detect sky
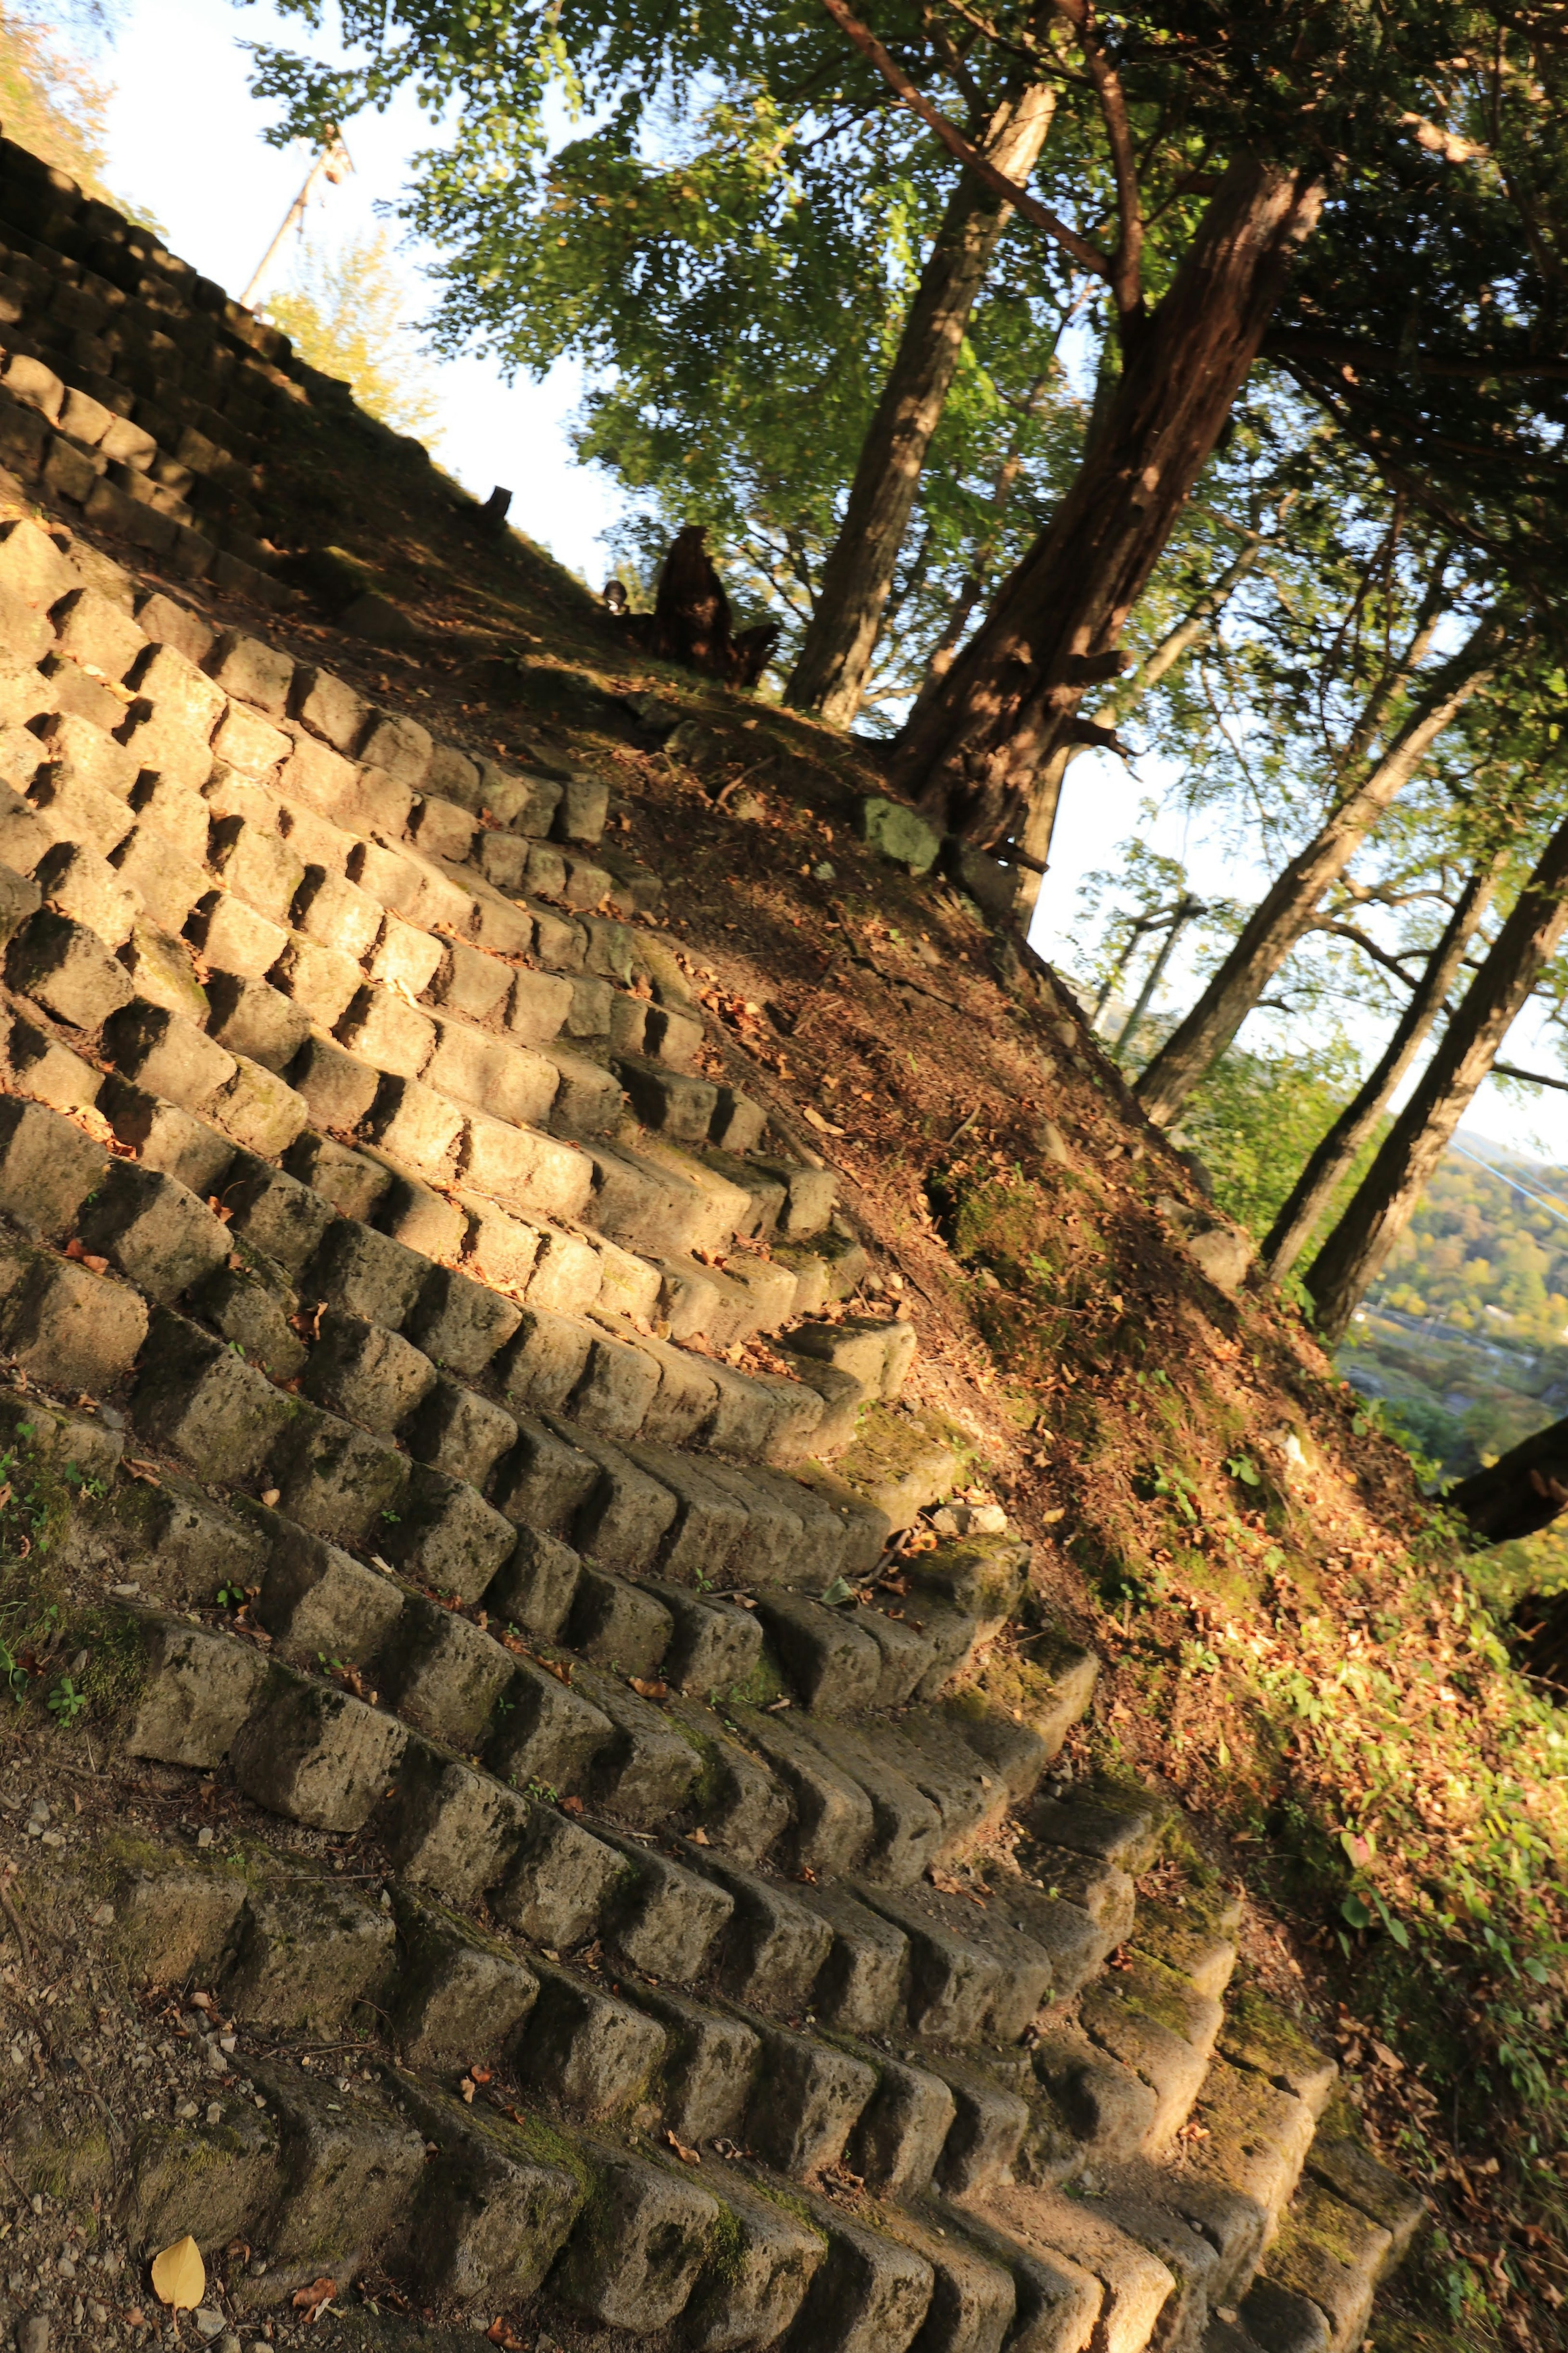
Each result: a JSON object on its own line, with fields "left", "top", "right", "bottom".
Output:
{"left": 94, "top": 0, "right": 1568, "bottom": 1170}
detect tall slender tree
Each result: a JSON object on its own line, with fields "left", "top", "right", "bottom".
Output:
{"left": 782, "top": 70, "right": 1059, "bottom": 724}
{"left": 1260, "top": 855, "right": 1505, "bottom": 1281}
{"left": 1307, "top": 806, "right": 1568, "bottom": 1342}
{"left": 1133, "top": 600, "right": 1509, "bottom": 1126}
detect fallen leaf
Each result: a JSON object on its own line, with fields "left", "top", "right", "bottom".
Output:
{"left": 630, "top": 1676, "right": 668, "bottom": 1700}
{"left": 665, "top": 2128, "right": 702, "bottom": 2165}
{"left": 471, "top": 2065, "right": 493, "bottom": 2084}
{"left": 260, "top": 1488, "right": 281, "bottom": 1508}
{"left": 292, "top": 2277, "right": 336, "bottom": 2321}
{"left": 689, "top": 1826, "right": 710, "bottom": 1846}
{"left": 543, "top": 1657, "right": 572, "bottom": 1684}
{"left": 460, "top": 2076, "right": 477, "bottom": 2103}
{"left": 150, "top": 2237, "right": 205, "bottom": 2311}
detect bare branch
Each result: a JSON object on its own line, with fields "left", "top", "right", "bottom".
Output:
{"left": 813, "top": 0, "right": 1111, "bottom": 280}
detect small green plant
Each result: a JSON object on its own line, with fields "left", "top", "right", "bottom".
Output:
{"left": 47, "top": 1677, "right": 88, "bottom": 1728}
{"left": 1225, "top": 1455, "right": 1261, "bottom": 1487}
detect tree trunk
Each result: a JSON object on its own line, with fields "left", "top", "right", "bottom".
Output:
{"left": 889, "top": 156, "right": 1323, "bottom": 844}
{"left": 1305, "top": 814, "right": 1568, "bottom": 1344}
{"left": 1260, "top": 858, "right": 1503, "bottom": 1282}
{"left": 783, "top": 81, "right": 1056, "bottom": 727}
{"left": 1132, "top": 609, "right": 1503, "bottom": 1128}
{"left": 1449, "top": 1418, "right": 1568, "bottom": 1547}
{"left": 1015, "top": 524, "right": 1270, "bottom": 913}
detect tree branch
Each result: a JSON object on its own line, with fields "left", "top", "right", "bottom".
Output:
{"left": 1312, "top": 919, "right": 1422, "bottom": 990}
{"left": 1050, "top": 0, "right": 1142, "bottom": 319}
{"left": 1267, "top": 327, "right": 1568, "bottom": 380}
{"left": 1493, "top": 1061, "right": 1568, "bottom": 1094}
{"left": 813, "top": 0, "right": 1111, "bottom": 280}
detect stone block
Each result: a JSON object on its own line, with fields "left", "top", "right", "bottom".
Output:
{"left": 746, "top": 2023, "right": 877, "bottom": 2178}
{"left": 210, "top": 1053, "right": 310, "bottom": 1155}
{"left": 375, "top": 1741, "right": 532, "bottom": 1907}
{"left": 484, "top": 1523, "right": 583, "bottom": 1639}
{"left": 552, "top": 2140, "right": 717, "bottom": 2332}
{"left": 693, "top": 1850, "right": 835, "bottom": 2009}
{"left": 229, "top": 1666, "right": 410, "bottom": 1831}
{"left": 404, "top": 1374, "right": 518, "bottom": 1490}
{"left": 121, "top": 2105, "right": 282, "bottom": 2262}
{"left": 560, "top": 1424, "right": 681, "bottom": 1571}
{"left": 485, "top": 1651, "right": 615, "bottom": 1797}
{"left": 196, "top": 1258, "right": 307, "bottom": 1381}
{"left": 311, "top": 1213, "right": 428, "bottom": 1325}
{"left": 516, "top": 1963, "right": 669, "bottom": 2121}
{"left": 222, "top": 1154, "right": 334, "bottom": 1274}
{"left": 125, "top": 638, "right": 226, "bottom": 738}
{"left": 379, "top": 1462, "right": 520, "bottom": 1604}
{"left": 253, "top": 1509, "right": 405, "bottom": 1658}
{"left": 845, "top": 2054, "right": 955, "bottom": 2199}
{"left": 80, "top": 1159, "right": 231, "bottom": 1301}
{"left": 409, "top": 790, "right": 475, "bottom": 861}
{"left": 385, "top": 1892, "right": 540, "bottom": 2067}
{"left": 356, "top": 706, "right": 432, "bottom": 786}
{"left": 290, "top": 664, "right": 368, "bottom": 753}
{"left": 363, "top": 1071, "right": 464, "bottom": 1180}
{"left": 7, "top": 904, "right": 134, "bottom": 1026}
{"left": 123, "top": 1611, "right": 268, "bottom": 1767}
{"left": 365, "top": 905, "right": 445, "bottom": 995}
{"left": 52, "top": 584, "right": 145, "bottom": 677}
{"left": 104, "top": 996, "right": 235, "bottom": 1109}
{"left": 205, "top": 968, "right": 312, "bottom": 1072}
{"left": 336, "top": 981, "right": 436, "bottom": 1077}
{"left": 109, "top": 819, "right": 209, "bottom": 932}
{"left": 288, "top": 1028, "right": 383, "bottom": 1124}
{"left": 566, "top": 1563, "right": 674, "bottom": 1679}
{"left": 210, "top": 701, "right": 290, "bottom": 776}
{"left": 684, "top": 2174, "right": 826, "bottom": 2352}
{"left": 205, "top": 626, "right": 293, "bottom": 713}
{"left": 396, "top": 2078, "right": 580, "bottom": 2306}
{"left": 269, "top": 1401, "right": 411, "bottom": 1543}
{"left": 784, "top": 2199, "right": 934, "bottom": 2353}
{"left": 130, "top": 1306, "right": 295, "bottom": 1474}
{"left": 293, "top": 860, "right": 382, "bottom": 957}
{"left": 755, "top": 1590, "right": 883, "bottom": 1714}
{"left": 0, "top": 1093, "right": 106, "bottom": 1239}
{"left": 490, "top": 1412, "right": 602, "bottom": 1535}
{"left": 248, "top": 2059, "right": 425, "bottom": 2270}
{"left": 302, "top": 1307, "right": 438, "bottom": 1433}
{"left": 222, "top": 1876, "right": 394, "bottom": 2030}
{"left": 0, "top": 1245, "right": 148, "bottom": 1391}
{"left": 191, "top": 888, "right": 290, "bottom": 980}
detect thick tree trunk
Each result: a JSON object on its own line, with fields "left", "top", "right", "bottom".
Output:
{"left": 783, "top": 81, "right": 1056, "bottom": 726}
{"left": 1260, "top": 859, "right": 1502, "bottom": 1281}
{"left": 1306, "top": 814, "right": 1568, "bottom": 1344}
{"left": 1450, "top": 1419, "right": 1568, "bottom": 1546}
{"left": 1133, "top": 610, "right": 1503, "bottom": 1128}
{"left": 888, "top": 156, "right": 1322, "bottom": 844}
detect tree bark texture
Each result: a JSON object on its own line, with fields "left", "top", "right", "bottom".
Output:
{"left": 783, "top": 81, "right": 1056, "bottom": 727}
{"left": 1260, "top": 859, "right": 1503, "bottom": 1281}
{"left": 1132, "top": 610, "right": 1503, "bottom": 1129}
{"left": 888, "top": 157, "right": 1322, "bottom": 845}
{"left": 1306, "top": 813, "right": 1568, "bottom": 1344}
{"left": 1450, "top": 1419, "right": 1568, "bottom": 1547}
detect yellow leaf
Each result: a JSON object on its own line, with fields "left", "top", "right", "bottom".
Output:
{"left": 151, "top": 2237, "right": 205, "bottom": 2311}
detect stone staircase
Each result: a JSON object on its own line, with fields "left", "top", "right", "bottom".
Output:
{"left": 0, "top": 133, "right": 1425, "bottom": 2353}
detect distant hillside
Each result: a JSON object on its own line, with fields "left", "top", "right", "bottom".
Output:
{"left": 1339, "top": 1137, "right": 1568, "bottom": 1479}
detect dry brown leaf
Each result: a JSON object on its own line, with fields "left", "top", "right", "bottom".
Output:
{"left": 629, "top": 1676, "right": 668, "bottom": 1700}
{"left": 150, "top": 2237, "right": 205, "bottom": 2311}
{"left": 292, "top": 2277, "right": 337, "bottom": 2322}
{"left": 665, "top": 2128, "right": 702, "bottom": 2165}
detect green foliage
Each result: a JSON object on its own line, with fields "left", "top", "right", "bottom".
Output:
{"left": 266, "top": 230, "right": 443, "bottom": 444}
{"left": 1173, "top": 1031, "right": 1377, "bottom": 1245}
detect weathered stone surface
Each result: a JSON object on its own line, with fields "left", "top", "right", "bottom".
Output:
{"left": 229, "top": 1669, "right": 409, "bottom": 1832}
{"left": 550, "top": 2140, "right": 717, "bottom": 2330}
{"left": 222, "top": 1876, "right": 395, "bottom": 2031}
{"left": 123, "top": 1613, "right": 268, "bottom": 1768}
{"left": 393, "top": 2077, "right": 581, "bottom": 2305}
